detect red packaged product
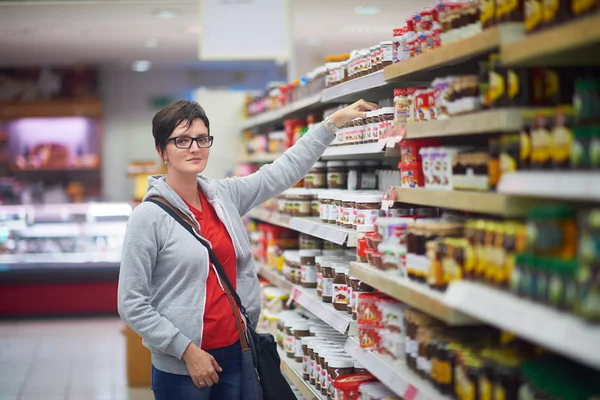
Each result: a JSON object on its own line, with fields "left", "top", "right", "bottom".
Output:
{"left": 399, "top": 161, "right": 425, "bottom": 188}
{"left": 415, "top": 89, "right": 436, "bottom": 121}
{"left": 400, "top": 139, "right": 441, "bottom": 164}
{"left": 332, "top": 374, "right": 378, "bottom": 400}
{"left": 357, "top": 325, "right": 380, "bottom": 350}
{"left": 357, "top": 292, "right": 385, "bottom": 326}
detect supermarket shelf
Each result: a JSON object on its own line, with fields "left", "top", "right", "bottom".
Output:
{"left": 240, "top": 93, "right": 322, "bottom": 131}
{"left": 394, "top": 187, "right": 557, "bottom": 217}
{"left": 321, "top": 70, "right": 387, "bottom": 103}
{"left": 502, "top": 12, "right": 600, "bottom": 66}
{"left": 384, "top": 23, "right": 524, "bottom": 82}
{"left": 290, "top": 286, "right": 355, "bottom": 335}
{"left": 278, "top": 347, "right": 325, "bottom": 400}
{"left": 344, "top": 337, "right": 450, "bottom": 400}
{"left": 247, "top": 208, "right": 292, "bottom": 230}
{"left": 321, "top": 142, "right": 386, "bottom": 160}
{"left": 289, "top": 217, "right": 357, "bottom": 247}
{"left": 497, "top": 171, "right": 600, "bottom": 202}
{"left": 256, "top": 263, "right": 293, "bottom": 292}
{"left": 445, "top": 281, "right": 600, "bottom": 371}
{"left": 349, "top": 261, "right": 478, "bottom": 325}
{"left": 240, "top": 109, "right": 284, "bottom": 131}
{"left": 405, "top": 108, "right": 530, "bottom": 139}
{"left": 241, "top": 152, "right": 282, "bottom": 164}
{"left": 248, "top": 209, "right": 358, "bottom": 247}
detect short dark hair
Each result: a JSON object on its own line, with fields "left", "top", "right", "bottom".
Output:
{"left": 152, "top": 100, "right": 210, "bottom": 154}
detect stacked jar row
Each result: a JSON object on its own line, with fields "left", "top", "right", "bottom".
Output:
{"left": 275, "top": 310, "right": 370, "bottom": 399}
{"left": 318, "top": 191, "right": 384, "bottom": 230}
{"left": 304, "top": 160, "right": 381, "bottom": 191}
{"left": 330, "top": 108, "right": 395, "bottom": 146}
{"left": 282, "top": 252, "right": 374, "bottom": 321}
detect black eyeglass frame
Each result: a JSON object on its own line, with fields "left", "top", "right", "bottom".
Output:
{"left": 165, "top": 135, "right": 215, "bottom": 149}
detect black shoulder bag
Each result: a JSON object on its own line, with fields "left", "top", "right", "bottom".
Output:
{"left": 147, "top": 197, "right": 296, "bottom": 400}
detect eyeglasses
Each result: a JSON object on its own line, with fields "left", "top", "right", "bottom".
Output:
{"left": 166, "top": 135, "right": 214, "bottom": 149}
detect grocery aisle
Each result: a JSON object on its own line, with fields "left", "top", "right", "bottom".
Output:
{"left": 0, "top": 318, "right": 152, "bottom": 400}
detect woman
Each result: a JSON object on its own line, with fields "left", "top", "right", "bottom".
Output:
{"left": 118, "top": 99, "right": 378, "bottom": 400}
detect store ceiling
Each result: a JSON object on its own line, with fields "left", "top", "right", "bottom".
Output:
{"left": 0, "top": 0, "right": 428, "bottom": 70}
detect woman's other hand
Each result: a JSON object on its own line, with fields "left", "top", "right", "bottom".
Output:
{"left": 329, "top": 99, "right": 380, "bottom": 128}
{"left": 182, "top": 343, "right": 223, "bottom": 388}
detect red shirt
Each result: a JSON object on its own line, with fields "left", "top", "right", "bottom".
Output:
{"left": 184, "top": 190, "right": 241, "bottom": 350}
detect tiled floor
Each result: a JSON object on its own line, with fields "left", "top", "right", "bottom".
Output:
{"left": 0, "top": 317, "right": 153, "bottom": 400}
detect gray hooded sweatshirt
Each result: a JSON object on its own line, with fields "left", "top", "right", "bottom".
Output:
{"left": 117, "top": 123, "right": 334, "bottom": 375}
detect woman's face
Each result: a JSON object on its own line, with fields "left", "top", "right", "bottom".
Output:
{"left": 160, "top": 118, "right": 211, "bottom": 176}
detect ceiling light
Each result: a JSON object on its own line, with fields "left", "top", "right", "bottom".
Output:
{"left": 154, "top": 9, "right": 180, "bottom": 19}
{"left": 131, "top": 60, "right": 151, "bottom": 72}
{"left": 354, "top": 6, "right": 381, "bottom": 15}
{"left": 145, "top": 38, "right": 159, "bottom": 48}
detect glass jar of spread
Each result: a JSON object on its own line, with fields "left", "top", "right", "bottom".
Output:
{"left": 286, "top": 188, "right": 312, "bottom": 217}
{"left": 301, "top": 337, "right": 322, "bottom": 381}
{"left": 350, "top": 276, "right": 375, "bottom": 320}
{"left": 327, "top": 161, "right": 348, "bottom": 189}
{"left": 307, "top": 341, "right": 329, "bottom": 385}
{"left": 380, "top": 41, "right": 393, "bottom": 68}
{"left": 318, "top": 191, "right": 335, "bottom": 224}
{"left": 321, "top": 260, "right": 336, "bottom": 303}
{"left": 305, "top": 161, "right": 327, "bottom": 189}
{"left": 342, "top": 196, "right": 356, "bottom": 229}
{"left": 327, "top": 357, "right": 354, "bottom": 398}
{"left": 300, "top": 249, "right": 322, "bottom": 288}
{"left": 293, "top": 323, "right": 311, "bottom": 363}
{"left": 313, "top": 345, "right": 338, "bottom": 389}
{"left": 319, "top": 349, "right": 346, "bottom": 393}
{"left": 288, "top": 251, "right": 301, "bottom": 284}
{"left": 379, "top": 107, "right": 395, "bottom": 140}
{"left": 335, "top": 191, "right": 345, "bottom": 226}
{"left": 355, "top": 194, "right": 383, "bottom": 227}
{"left": 332, "top": 266, "right": 350, "bottom": 311}
{"left": 354, "top": 117, "right": 366, "bottom": 144}
{"left": 284, "top": 319, "right": 301, "bottom": 358}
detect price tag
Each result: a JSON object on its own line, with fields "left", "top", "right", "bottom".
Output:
{"left": 403, "top": 385, "right": 417, "bottom": 400}
{"left": 381, "top": 186, "right": 397, "bottom": 211}
{"left": 286, "top": 286, "right": 301, "bottom": 308}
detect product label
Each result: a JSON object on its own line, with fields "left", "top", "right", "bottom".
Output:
{"left": 360, "top": 173, "right": 378, "bottom": 190}
{"left": 302, "top": 355, "right": 310, "bottom": 375}
{"left": 531, "top": 126, "right": 552, "bottom": 164}
{"left": 319, "top": 203, "right": 327, "bottom": 220}
{"left": 328, "top": 203, "right": 337, "bottom": 221}
{"left": 572, "top": 0, "right": 595, "bottom": 15}
{"left": 309, "top": 359, "right": 316, "bottom": 380}
{"left": 489, "top": 71, "right": 505, "bottom": 104}
{"left": 295, "top": 339, "right": 303, "bottom": 358}
{"left": 316, "top": 271, "right": 323, "bottom": 293}
{"left": 356, "top": 208, "right": 382, "bottom": 226}
{"left": 332, "top": 283, "right": 349, "bottom": 305}
{"left": 284, "top": 334, "right": 294, "bottom": 353}
{"left": 525, "top": 0, "right": 543, "bottom": 31}
{"left": 383, "top": 45, "right": 393, "bottom": 62}
{"left": 336, "top": 204, "right": 343, "bottom": 224}
{"left": 342, "top": 206, "right": 352, "bottom": 225}
{"left": 305, "top": 172, "right": 326, "bottom": 188}
{"left": 301, "top": 264, "right": 317, "bottom": 284}
{"left": 481, "top": 0, "right": 496, "bottom": 24}
{"left": 322, "top": 277, "right": 334, "bottom": 298}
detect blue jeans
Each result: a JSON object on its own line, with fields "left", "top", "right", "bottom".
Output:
{"left": 152, "top": 341, "right": 243, "bottom": 400}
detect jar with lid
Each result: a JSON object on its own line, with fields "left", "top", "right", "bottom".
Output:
{"left": 327, "top": 357, "right": 354, "bottom": 398}
{"left": 341, "top": 194, "right": 356, "bottom": 229}
{"left": 305, "top": 161, "right": 328, "bottom": 189}
{"left": 332, "top": 266, "right": 350, "bottom": 311}
{"left": 300, "top": 249, "right": 322, "bottom": 288}
{"left": 318, "top": 191, "right": 335, "bottom": 223}
{"left": 327, "top": 161, "right": 348, "bottom": 189}
{"left": 334, "top": 191, "right": 344, "bottom": 226}
{"left": 346, "top": 161, "right": 363, "bottom": 191}
{"left": 354, "top": 117, "right": 366, "bottom": 144}
{"left": 318, "top": 349, "right": 346, "bottom": 393}
{"left": 364, "top": 111, "right": 375, "bottom": 143}
{"left": 380, "top": 41, "right": 394, "bottom": 68}
{"left": 289, "top": 251, "right": 302, "bottom": 284}
{"left": 355, "top": 193, "right": 383, "bottom": 227}
{"left": 301, "top": 337, "right": 322, "bottom": 381}
{"left": 292, "top": 323, "right": 311, "bottom": 363}
{"left": 310, "top": 190, "right": 321, "bottom": 217}
{"left": 350, "top": 276, "right": 375, "bottom": 320}
{"left": 379, "top": 107, "right": 395, "bottom": 140}
{"left": 286, "top": 188, "right": 313, "bottom": 217}
{"left": 284, "top": 319, "right": 301, "bottom": 358}
{"left": 321, "top": 259, "right": 336, "bottom": 303}
{"left": 313, "top": 345, "right": 339, "bottom": 389}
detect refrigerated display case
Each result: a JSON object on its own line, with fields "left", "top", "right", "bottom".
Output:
{"left": 0, "top": 202, "right": 131, "bottom": 317}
